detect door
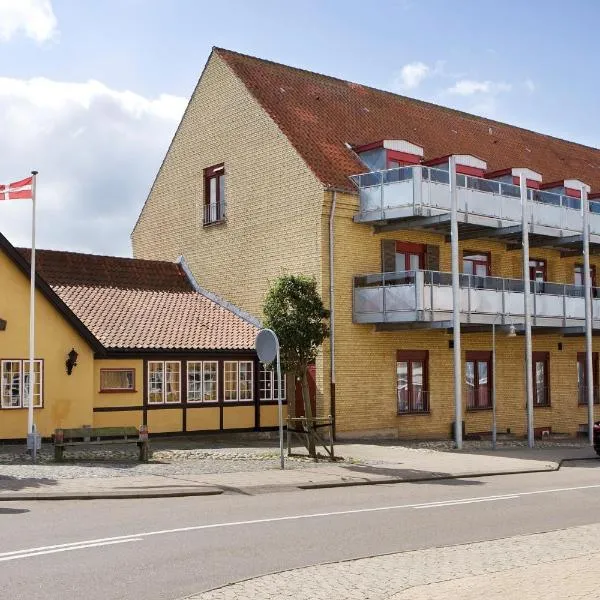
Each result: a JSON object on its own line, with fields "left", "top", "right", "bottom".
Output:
{"left": 529, "top": 258, "right": 547, "bottom": 293}
{"left": 394, "top": 242, "right": 425, "bottom": 284}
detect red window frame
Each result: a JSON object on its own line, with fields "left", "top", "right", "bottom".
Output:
{"left": 395, "top": 241, "right": 426, "bottom": 271}
{"left": 532, "top": 352, "right": 550, "bottom": 407}
{"left": 577, "top": 352, "right": 599, "bottom": 405}
{"left": 396, "top": 350, "right": 429, "bottom": 414}
{"left": 465, "top": 351, "right": 492, "bottom": 410}
{"left": 574, "top": 264, "right": 597, "bottom": 287}
{"left": 203, "top": 163, "right": 225, "bottom": 225}
{"left": 463, "top": 251, "right": 491, "bottom": 277}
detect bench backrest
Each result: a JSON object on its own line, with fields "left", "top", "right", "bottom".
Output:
{"left": 56, "top": 426, "right": 140, "bottom": 441}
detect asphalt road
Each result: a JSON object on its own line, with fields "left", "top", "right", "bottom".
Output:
{"left": 1, "top": 461, "right": 600, "bottom": 600}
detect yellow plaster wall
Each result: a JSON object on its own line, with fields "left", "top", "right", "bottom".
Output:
{"left": 186, "top": 407, "right": 220, "bottom": 431}
{"left": 93, "top": 410, "right": 143, "bottom": 429}
{"left": 222, "top": 405, "right": 255, "bottom": 429}
{"left": 93, "top": 359, "right": 144, "bottom": 408}
{"left": 259, "top": 404, "right": 288, "bottom": 428}
{"left": 147, "top": 409, "right": 183, "bottom": 434}
{"left": 0, "top": 251, "right": 95, "bottom": 438}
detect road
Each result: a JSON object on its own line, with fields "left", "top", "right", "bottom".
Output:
{"left": 1, "top": 461, "right": 600, "bottom": 600}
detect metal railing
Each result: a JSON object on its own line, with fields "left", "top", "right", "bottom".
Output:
{"left": 353, "top": 269, "right": 600, "bottom": 325}
{"left": 351, "top": 165, "right": 600, "bottom": 226}
{"left": 203, "top": 202, "right": 226, "bottom": 225}
{"left": 397, "top": 389, "right": 429, "bottom": 414}
{"left": 466, "top": 387, "right": 492, "bottom": 410}
{"left": 578, "top": 386, "right": 600, "bottom": 405}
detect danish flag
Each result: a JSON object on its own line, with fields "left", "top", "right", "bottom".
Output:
{"left": 0, "top": 176, "right": 33, "bottom": 201}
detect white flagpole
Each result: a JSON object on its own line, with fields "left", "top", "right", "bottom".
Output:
{"left": 27, "top": 171, "right": 38, "bottom": 460}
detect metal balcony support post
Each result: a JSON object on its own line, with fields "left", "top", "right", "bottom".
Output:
{"left": 450, "top": 156, "right": 463, "bottom": 449}
{"left": 492, "top": 320, "right": 497, "bottom": 450}
{"left": 379, "top": 171, "right": 384, "bottom": 218}
{"left": 519, "top": 172, "right": 534, "bottom": 448}
{"left": 382, "top": 271, "right": 387, "bottom": 322}
{"left": 582, "top": 184, "right": 595, "bottom": 445}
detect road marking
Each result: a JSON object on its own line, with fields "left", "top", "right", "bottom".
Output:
{"left": 3, "top": 482, "right": 600, "bottom": 562}
{"left": 0, "top": 538, "right": 141, "bottom": 562}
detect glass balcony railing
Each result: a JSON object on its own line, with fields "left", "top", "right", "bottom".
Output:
{"left": 353, "top": 269, "right": 600, "bottom": 327}
{"left": 351, "top": 166, "right": 600, "bottom": 232}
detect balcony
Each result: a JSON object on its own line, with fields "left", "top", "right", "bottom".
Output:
{"left": 353, "top": 270, "right": 600, "bottom": 329}
{"left": 351, "top": 166, "right": 600, "bottom": 243}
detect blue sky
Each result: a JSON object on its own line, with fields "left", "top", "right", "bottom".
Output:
{"left": 1, "top": 0, "right": 599, "bottom": 255}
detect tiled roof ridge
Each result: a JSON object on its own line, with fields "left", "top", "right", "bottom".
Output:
{"left": 214, "top": 47, "right": 600, "bottom": 156}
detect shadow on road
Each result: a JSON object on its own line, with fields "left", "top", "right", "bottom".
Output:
{"left": 341, "top": 464, "right": 483, "bottom": 485}
{"left": 0, "top": 507, "right": 30, "bottom": 515}
{"left": 0, "top": 475, "right": 58, "bottom": 492}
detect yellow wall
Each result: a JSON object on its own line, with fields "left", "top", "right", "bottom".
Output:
{"left": 186, "top": 407, "right": 220, "bottom": 431}
{"left": 148, "top": 409, "right": 183, "bottom": 434}
{"left": 132, "top": 52, "right": 324, "bottom": 318}
{"left": 223, "top": 405, "right": 255, "bottom": 429}
{"left": 259, "top": 404, "right": 288, "bottom": 428}
{"left": 93, "top": 410, "right": 143, "bottom": 429}
{"left": 320, "top": 190, "right": 599, "bottom": 438}
{"left": 93, "top": 359, "right": 144, "bottom": 408}
{"left": 0, "top": 251, "right": 95, "bottom": 438}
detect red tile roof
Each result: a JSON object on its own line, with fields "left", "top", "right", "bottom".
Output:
{"left": 16, "top": 248, "right": 258, "bottom": 351}
{"left": 215, "top": 48, "right": 600, "bottom": 192}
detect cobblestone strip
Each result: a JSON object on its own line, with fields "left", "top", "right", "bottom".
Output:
{"left": 188, "top": 523, "right": 600, "bottom": 600}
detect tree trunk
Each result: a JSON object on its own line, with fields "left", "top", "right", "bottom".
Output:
{"left": 301, "top": 369, "right": 316, "bottom": 458}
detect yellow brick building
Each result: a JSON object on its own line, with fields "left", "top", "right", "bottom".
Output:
{"left": 132, "top": 48, "right": 600, "bottom": 440}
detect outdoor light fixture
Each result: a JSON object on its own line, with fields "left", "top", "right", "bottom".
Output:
{"left": 0, "top": 318, "right": 6, "bottom": 331}
{"left": 507, "top": 324, "right": 517, "bottom": 338}
{"left": 65, "top": 348, "right": 78, "bottom": 375}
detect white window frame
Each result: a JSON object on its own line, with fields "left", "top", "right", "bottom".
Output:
{"left": 224, "top": 360, "right": 254, "bottom": 403}
{"left": 259, "top": 364, "right": 286, "bottom": 402}
{"left": 186, "top": 361, "right": 219, "bottom": 403}
{"left": 147, "top": 361, "right": 181, "bottom": 405}
{"left": 1, "top": 359, "right": 43, "bottom": 409}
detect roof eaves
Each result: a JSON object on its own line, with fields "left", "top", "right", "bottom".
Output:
{"left": 0, "top": 233, "right": 105, "bottom": 354}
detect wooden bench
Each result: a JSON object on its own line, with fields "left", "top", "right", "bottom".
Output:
{"left": 53, "top": 426, "right": 149, "bottom": 462}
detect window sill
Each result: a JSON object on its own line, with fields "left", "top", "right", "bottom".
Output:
{"left": 223, "top": 400, "right": 255, "bottom": 406}
{"left": 466, "top": 406, "right": 493, "bottom": 412}
{"left": 398, "top": 410, "right": 430, "bottom": 416}
{"left": 203, "top": 218, "right": 227, "bottom": 228}
{"left": 533, "top": 404, "right": 551, "bottom": 409}
{"left": 0, "top": 406, "right": 43, "bottom": 410}
{"left": 99, "top": 389, "right": 137, "bottom": 394}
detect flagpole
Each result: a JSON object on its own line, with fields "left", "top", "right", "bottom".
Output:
{"left": 27, "top": 170, "right": 38, "bottom": 461}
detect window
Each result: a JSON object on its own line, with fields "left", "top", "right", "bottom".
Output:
{"left": 466, "top": 352, "right": 492, "bottom": 409}
{"left": 395, "top": 241, "right": 425, "bottom": 273}
{"left": 578, "top": 352, "right": 599, "bottom": 405}
{"left": 532, "top": 352, "right": 550, "bottom": 407}
{"left": 148, "top": 361, "right": 181, "bottom": 404}
{"left": 463, "top": 252, "right": 491, "bottom": 277}
{"left": 529, "top": 259, "right": 546, "bottom": 282}
{"left": 259, "top": 363, "right": 286, "bottom": 402}
{"left": 187, "top": 361, "right": 218, "bottom": 403}
{"left": 224, "top": 361, "right": 254, "bottom": 402}
{"left": 100, "top": 369, "right": 135, "bottom": 392}
{"left": 203, "top": 163, "right": 225, "bottom": 225}
{"left": 1, "top": 360, "right": 42, "bottom": 408}
{"left": 396, "top": 350, "right": 428, "bottom": 414}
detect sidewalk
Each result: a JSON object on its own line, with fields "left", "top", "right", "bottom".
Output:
{"left": 0, "top": 441, "right": 596, "bottom": 500}
{"left": 188, "top": 522, "right": 600, "bottom": 599}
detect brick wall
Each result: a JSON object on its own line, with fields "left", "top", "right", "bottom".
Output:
{"left": 132, "top": 52, "right": 324, "bottom": 318}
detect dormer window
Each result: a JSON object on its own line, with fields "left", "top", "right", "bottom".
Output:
{"left": 355, "top": 140, "right": 423, "bottom": 171}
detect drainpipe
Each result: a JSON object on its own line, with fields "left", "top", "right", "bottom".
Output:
{"left": 328, "top": 189, "right": 337, "bottom": 439}
{"left": 582, "top": 184, "right": 594, "bottom": 446}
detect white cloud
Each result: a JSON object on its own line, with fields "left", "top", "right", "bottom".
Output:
{"left": 0, "top": 77, "right": 187, "bottom": 256}
{"left": 0, "top": 0, "right": 58, "bottom": 43}
{"left": 446, "top": 79, "right": 512, "bottom": 96}
{"left": 394, "top": 61, "right": 430, "bottom": 90}
{"left": 524, "top": 79, "right": 536, "bottom": 93}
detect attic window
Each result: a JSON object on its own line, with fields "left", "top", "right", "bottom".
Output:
{"left": 203, "top": 164, "right": 226, "bottom": 226}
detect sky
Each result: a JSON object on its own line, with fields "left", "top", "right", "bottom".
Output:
{"left": 1, "top": 0, "right": 600, "bottom": 256}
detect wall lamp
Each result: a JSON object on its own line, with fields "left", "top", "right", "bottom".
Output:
{"left": 65, "top": 348, "right": 78, "bottom": 375}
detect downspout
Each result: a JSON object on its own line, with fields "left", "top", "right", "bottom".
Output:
{"left": 329, "top": 189, "right": 337, "bottom": 440}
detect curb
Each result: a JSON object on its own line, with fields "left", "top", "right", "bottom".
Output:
{"left": 0, "top": 456, "right": 596, "bottom": 501}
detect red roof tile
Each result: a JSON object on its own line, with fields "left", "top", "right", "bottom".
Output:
{"left": 16, "top": 248, "right": 258, "bottom": 351}
{"left": 216, "top": 48, "right": 600, "bottom": 192}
